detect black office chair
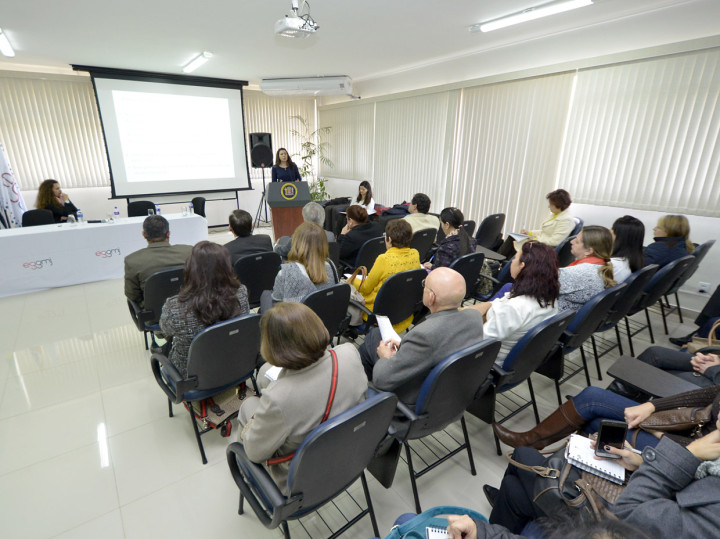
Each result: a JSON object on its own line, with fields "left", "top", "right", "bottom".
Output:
{"left": 467, "top": 311, "right": 575, "bottom": 454}
{"left": 353, "top": 268, "right": 426, "bottom": 330}
{"left": 21, "top": 209, "right": 54, "bottom": 227}
{"left": 302, "top": 283, "right": 351, "bottom": 345}
{"left": 449, "top": 251, "right": 486, "bottom": 301}
{"left": 436, "top": 219, "right": 476, "bottom": 243}
{"left": 127, "top": 200, "right": 156, "bottom": 217}
{"left": 233, "top": 252, "right": 282, "bottom": 308}
{"left": 327, "top": 241, "right": 340, "bottom": 269}
{"left": 475, "top": 213, "right": 505, "bottom": 250}
{"left": 622, "top": 256, "right": 695, "bottom": 353}
{"left": 226, "top": 392, "right": 399, "bottom": 539}
{"left": 191, "top": 197, "right": 206, "bottom": 217}
{"left": 151, "top": 313, "right": 262, "bottom": 464}
{"left": 555, "top": 235, "right": 576, "bottom": 268}
{"left": 127, "top": 266, "right": 184, "bottom": 349}
{"left": 392, "top": 339, "right": 501, "bottom": 512}
{"left": 536, "top": 283, "right": 627, "bottom": 404}
{"left": 570, "top": 217, "right": 584, "bottom": 237}
{"left": 410, "top": 227, "right": 437, "bottom": 262}
{"left": 350, "top": 236, "right": 386, "bottom": 272}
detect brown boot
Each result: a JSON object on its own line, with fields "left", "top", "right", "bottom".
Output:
{"left": 492, "top": 399, "right": 586, "bottom": 449}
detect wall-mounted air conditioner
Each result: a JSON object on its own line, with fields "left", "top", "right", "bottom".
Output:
{"left": 259, "top": 76, "right": 353, "bottom": 97}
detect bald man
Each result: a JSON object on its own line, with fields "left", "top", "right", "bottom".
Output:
{"left": 359, "top": 267, "right": 485, "bottom": 406}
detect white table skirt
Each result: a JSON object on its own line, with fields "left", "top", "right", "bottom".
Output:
{"left": 0, "top": 213, "right": 208, "bottom": 297}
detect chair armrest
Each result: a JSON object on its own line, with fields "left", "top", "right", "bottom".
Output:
{"left": 491, "top": 365, "right": 511, "bottom": 378}
{"left": 226, "top": 442, "right": 290, "bottom": 529}
{"left": 349, "top": 298, "right": 372, "bottom": 315}
{"left": 150, "top": 352, "right": 184, "bottom": 404}
{"left": 606, "top": 356, "right": 700, "bottom": 398}
{"left": 395, "top": 400, "right": 419, "bottom": 422}
{"left": 477, "top": 273, "right": 500, "bottom": 286}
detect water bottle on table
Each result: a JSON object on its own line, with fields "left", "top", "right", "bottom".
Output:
{"left": 155, "top": 205, "right": 161, "bottom": 216}
{"left": 76, "top": 209, "right": 84, "bottom": 224}
{"left": 113, "top": 206, "right": 120, "bottom": 222}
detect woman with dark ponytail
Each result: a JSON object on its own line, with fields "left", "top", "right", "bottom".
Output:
{"left": 423, "top": 207, "right": 476, "bottom": 269}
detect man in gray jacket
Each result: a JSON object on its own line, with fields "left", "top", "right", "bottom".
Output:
{"left": 359, "top": 267, "right": 484, "bottom": 406}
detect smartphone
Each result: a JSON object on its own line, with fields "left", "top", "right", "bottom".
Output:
{"left": 595, "top": 420, "right": 628, "bottom": 459}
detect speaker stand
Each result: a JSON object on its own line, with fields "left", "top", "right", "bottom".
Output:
{"left": 254, "top": 167, "right": 270, "bottom": 228}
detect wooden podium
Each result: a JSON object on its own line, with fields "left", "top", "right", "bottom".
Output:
{"left": 267, "top": 181, "right": 312, "bottom": 239}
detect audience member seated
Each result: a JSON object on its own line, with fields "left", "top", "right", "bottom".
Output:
{"left": 124, "top": 215, "right": 194, "bottom": 306}
{"left": 224, "top": 209, "right": 273, "bottom": 263}
{"left": 486, "top": 408, "right": 720, "bottom": 536}
{"left": 355, "top": 219, "right": 421, "bottom": 333}
{"left": 274, "top": 202, "right": 336, "bottom": 258}
{"left": 237, "top": 302, "right": 367, "bottom": 494}
{"left": 329, "top": 181, "right": 377, "bottom": 237}
{"left": 558, "top": 226, "right": 616, "bottom": 312}
{"left": 264, "top": 222, "right": 339, "bottom": 310}
{"left": 423, "top": 207, "right": 476, "bottom": 270}
{"left": 628, "top": 346, "right": 720, "bottom": 390}
{"left": 271, "top": 147, "right": 302, "bottom": 182}
{"left": 35, "top": 178, "right": 77, "bottom": 223}
{"left": 352, "top": 180, "right": 375, "bottom": 215}
{"left": 338, "top": 205, "right": 383, "bottom": 267}
{"left": 359, "top": 267, "right": 483, "bottom": 408}
{"left": 403, "top": 192, "right": 440, "bottom": 238}
{"left": 610, "top": 215, "right": 645, "bottom": 282}
{"left": 159, "top": 241, "right": 249, "bottom": 377}
{"left": 466, "top": 242, "right": 559, "bottom": 366}
{"left": 670, "top": 286, "right": 720, "bottom": 347}
{"left": 644, "top": 214, "right": 695, "bottom": 267}
{"left": 498, "top": 189, "right": 574, "bottom": 257}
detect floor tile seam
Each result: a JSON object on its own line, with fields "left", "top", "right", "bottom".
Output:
{"left": 98, "top": 379, "right": 127, "bottom": 538}
{"left": 47, "top": 508, "right": 122, "bottom": 539}
{"left": 0, "top": 385, "right": 104, "bottom": 422}
{"left": 0, "top": 438, "right": 102, "bottom": 479}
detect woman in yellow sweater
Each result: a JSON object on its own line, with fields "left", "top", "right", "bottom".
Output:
{"left": 357, "top": 219, "right": 420, "bottom": 332}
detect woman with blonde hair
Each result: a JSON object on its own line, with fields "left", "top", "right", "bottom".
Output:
{"left": 268, "top": 222, "right": 339, "bottom": 307}
{"left": 35, "top": 179, "right": 77, "bottom": 223}
{"left": 644, "top": 214, "right": 695, "bottom": 267}
{"left": 558, "top": 225, "right": 616, "bottom": 312}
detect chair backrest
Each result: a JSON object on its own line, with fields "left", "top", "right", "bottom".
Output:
{"left": 408, "top": 339, "right": 501, "bottom": 438}
{"left": 630, "top": 255, "right": 695, "bottom": 314}
{"left": 354, "top": 236, "right": 386, "bottom": 271}
{"left": 499, "top": 311, "right": 575, "bottom": 390}
{"left": 556, "top": 235, "right": 576, "bottom": 268}
{"left": 142, "top": 266, "right": 185, "bottom": 322}
{"left": 185, "top": 313, "right": 261, "bottom": 391}
{"left": 21, "top": 209, "right": 54, "bottom": 227}
{"left": 127, "top": 200, "right": 156, "bottom": 217}
{"left": 233, "top": 252, "right": 282, "bottom": 306}
{"left": 372, "top": 268, "right": 426, "bottom": 325}
{"left": 600, "top": 265, "right": 659, "bottom": 328}
{"left": 409, "top": 227, "right": 436, "bottom": 261}
{"left": 191, "top": 197, "right": 206, "bottom": 217}
{"left": 570, "top": 217, "right": 584, "bottom": 237}
{"left": 327, "top": 241, "right": 340, "bottom": 269}
{"left": 286, "top": 392, "right": 398, "bottom": 510}
{"left": 461, "top": 220, "right": 477, "bottom": 238}
{"left": 563, "top": 283, "right": 627, "bottom": 352}
{"left": 475, "top": 213, "right": 505, "bottom": 248}
{"left": 302, "top": 283, "right": 351, "bottom": 338}
{"left": 449, "top": 251, "right": 486, "bottom": 299}
{"left": 669, "top": 239, "right": 715, "bottom": 293}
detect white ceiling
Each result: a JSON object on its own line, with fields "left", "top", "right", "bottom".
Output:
{"left": 1, "top": 0, "right": 719, "bottom": 98}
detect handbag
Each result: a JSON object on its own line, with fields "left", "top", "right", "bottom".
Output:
{"left": 687, "top": 319, "right": 720, "bottom": 353}
{"left": 639, "top": 403, "right": 713, "bottom": 436}
{"left": 383, "top": 505, "right": 488, "bottom": 539}
{"left": 507, "top": 444, "right": 623, "bottom": 521}
{"left": 346, "top": 266, "right": 368, "bottom": 326}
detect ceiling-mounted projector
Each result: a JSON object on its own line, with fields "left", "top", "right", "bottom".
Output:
{"left": 260, "top": 76, "right": 353, "bottom": 97}
{"left": 275, "top": 0, "right": 318, "bottom": 38}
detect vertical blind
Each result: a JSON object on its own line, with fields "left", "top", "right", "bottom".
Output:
{"left": 318, "top": 102, "right": 375, "bottom": 181}
{"left": 0, "top": 73, "right": 109, "bottom": 190}
{"left": 558, "top": 48, "right": 720, "bottom": 216}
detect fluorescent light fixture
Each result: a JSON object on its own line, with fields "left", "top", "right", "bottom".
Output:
{"left": 470, "top": 0, "right": 593, "bottom": 33}
{"left": 182, "top": 51, "right": 212, "bottom": 73}
{"left": 0, "top": 28, "right": 15, "bottom": 57}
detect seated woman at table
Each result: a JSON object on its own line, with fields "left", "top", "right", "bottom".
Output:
{"left": 338, "top": 205, "right": 383, "bottom": 267}
{"left": 271, "top": 147, "right": 302, "bottom": 182}
{"left": 356, "top": 218, "right": 420, "bottom": 333}
{"left": 466, "top": 241, "right": 559, "bottom": 366}
{"left": 610, "top": 215, "right": 645, "bottom": 282}
{"left": 237, "top": 302, "right": 367, "bottom": 494}
{"left": 159, "top": 241, "right": 249, "bottom": 377}
{"left": 35, "top": 179, "right": 77, "bottom": 223}
{"left": 558, "top": 226, "right": 616, "bottom": 312}
{"left": 644, "top": 214, "right": 695, "bottom": 268}
{"left": 423, "top": 207, "right": 476, "bottom": 270}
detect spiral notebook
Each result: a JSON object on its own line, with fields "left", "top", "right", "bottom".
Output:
{"left": 426, "top": 527, "right": 449, "bottom": 539}
{"left": 565, "top": 434, "right": 625, "bottom": 485}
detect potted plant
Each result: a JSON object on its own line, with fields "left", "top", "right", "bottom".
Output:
{"left": 289, "top": 115, "right": 333, "bottom": 201}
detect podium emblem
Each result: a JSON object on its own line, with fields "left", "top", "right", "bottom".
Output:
{"left": 280, "top": 183, "right": 298, "bottom": 200}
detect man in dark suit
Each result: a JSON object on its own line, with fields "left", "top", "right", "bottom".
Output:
{"left": 123, "top": 215, "right": 193, "bottom": 306}
{"left": 358, "top": 267, "right": 484, "bottom": 406}
{"left": 224, "top": 209, "right": 273, "bottom": 263}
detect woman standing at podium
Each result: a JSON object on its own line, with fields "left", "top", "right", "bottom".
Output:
{"left": 271, "top": 148, "right": 302, "bottom": 182}
{"left": 36, "top": 179, "right": 77, "bottom": 223}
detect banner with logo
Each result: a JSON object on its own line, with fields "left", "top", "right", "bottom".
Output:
{"left": 0, "top": 143, "right": 27, "bottom": 228}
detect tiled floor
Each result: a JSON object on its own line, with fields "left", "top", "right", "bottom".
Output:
{"left": 0, "top": 233, "right": 695, "bottom": 538}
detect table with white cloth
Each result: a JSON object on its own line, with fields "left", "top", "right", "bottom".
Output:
{"left": 0, "top": 213, "right": 208, "bottom": 298}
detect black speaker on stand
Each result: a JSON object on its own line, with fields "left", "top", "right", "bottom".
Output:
{"left": 250, "top": 133, "right": 273, "bottom": 228}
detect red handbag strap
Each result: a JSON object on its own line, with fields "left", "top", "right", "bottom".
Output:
{"left": 266, "top": 350, "right": 339, "bottom": 466}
